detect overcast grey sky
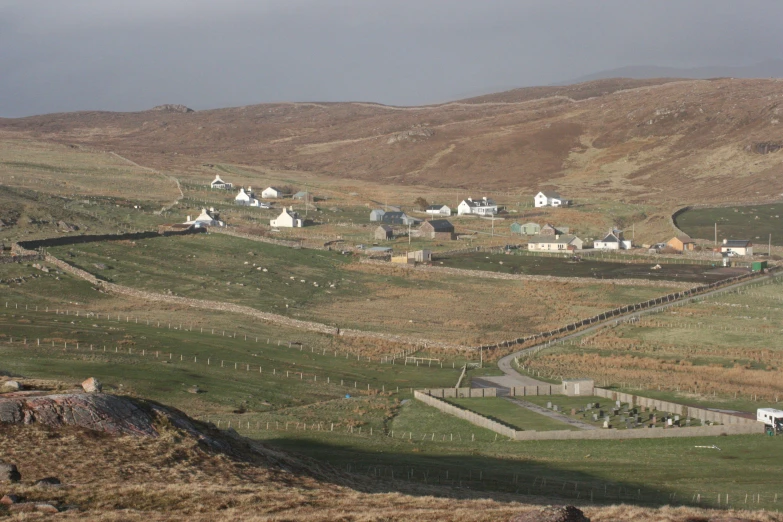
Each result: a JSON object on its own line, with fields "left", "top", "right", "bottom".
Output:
{"left": 2, "top": 0, "right": 782, "bottom": 117}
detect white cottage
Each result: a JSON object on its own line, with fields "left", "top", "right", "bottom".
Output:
{"left": 270, "top": 207, "right": 303, "bottom": 228}
{"left": 721, "top": 239, "right": 753, "bottom": 256}
{"left": 534, "top": 191, "right": 570, "bottom": 208}
{"left": 261, "top": 187, "right": 285, "bottom": 199}
{"left": 185, "top": 208, "right": 224, "bottom": 228}
{"left": 594, "top": 230, "right": 632, "bottom": 250}
{"left": 210, "top": 175, "right": 232, "bottom": 190}
{"left": 457, "top": 197, "right": 498, "bottom": 216}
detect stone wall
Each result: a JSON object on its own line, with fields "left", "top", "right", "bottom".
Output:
{"left": 44, "top": 253, "right": 464, "bottom": 350}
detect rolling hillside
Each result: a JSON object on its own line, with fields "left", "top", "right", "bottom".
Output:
{"left": 2, "top": 78, "right": 783, "bottom": 207}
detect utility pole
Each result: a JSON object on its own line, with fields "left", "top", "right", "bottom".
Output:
{"left": 408, "top": 221, "right": 412, "bottom": 246}
{"left": 770, "top": 234, "right": 772, "bottom": 256}
{"left": 714, "top": 223, "right": 717, "bottom": 246}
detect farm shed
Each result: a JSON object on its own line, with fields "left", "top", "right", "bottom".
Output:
{"left": 539, "top": 224, "right": 568, "bottom": 236}
{"left": 666, "top": 235, "right": 696, "bottom": 252}
{"left": 420, "top": 219, "right": 455, "bottom": 240}
{"left": 425, "top": 204, "right": 451, "bottom": 216}
{"left": 374, "top": 225, "right": 393, "bottom": 240}
{"left": 261, "top": 187, "right": 285, "bottom": 199}
{"left": 562, "top": 379, "right": 594, "bottom": 397}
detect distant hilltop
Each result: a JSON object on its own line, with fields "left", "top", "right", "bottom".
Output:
{"left": 148, "top": 104, "right": 194, "bottom": 113}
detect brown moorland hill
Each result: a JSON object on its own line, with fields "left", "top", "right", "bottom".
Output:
{"left": 2, "top": 78, "right": 783, "bottom": 206}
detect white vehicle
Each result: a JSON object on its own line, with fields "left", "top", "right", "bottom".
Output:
{"left": 757, "top": 408, "right": 783, "bottom": 432}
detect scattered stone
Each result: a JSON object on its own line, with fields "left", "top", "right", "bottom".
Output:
{"left": 509, "top": 505, "right": 590, "bottom": 522}
{"left": 187, "top": 385, "right": 201, "bottom": 394}
{"left": 34, "top": 477, "right": 61, "bottom": 487}
{"left": 1, "top": 381, "right": 21, "bottom": 392}
{"left": 0, "top": 462, "right": 21, "bottom": 483}
{"left": 93, "top": 263, "right": 107, "bottom": 270}
{"left": 0, "top": 494, "right": 20, "bottom": 505}
{"left": 9, "top": 502, "right": 59, "bottom": 514}
{"left": 81, "top": 377, "right": 102, "bottom": 393}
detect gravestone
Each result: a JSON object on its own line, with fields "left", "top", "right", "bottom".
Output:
{"left": 571, "top": 408, "right": 577, "bottom": 416}
{"left": 553, "top": 405, "right": 559, "bottom": 412}
{"left": 667, "top": 418, "right": 673, "bottom": 426}
{"left": 547, "top": 401, "right": 552, "bottom": 409}
{"left": 593, "top": 413, "right": 599, "bottom": 421}
{"left": 602, "top": 420, "right": 609, "bottom": 429}
{"left": 686, "top": 419, "right": 691, "bottom": 426}
{"left": 616, "top": 400, "right": 621, "bottom": 408}
{"left": 674, "top": 415, "right": 680, "bottom": 422}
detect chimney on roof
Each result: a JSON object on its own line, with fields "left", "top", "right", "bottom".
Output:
{"left": 555, "top": 234, "right": 560, "bottom": 240}
{"left": 723, "top": 239, "right": 727, "bottom": 244}
{"left": 187, "top": 215, "right": 191, "bottom": 222}
{"left": 467, "top": 197, "right": 473, "bottom": 202}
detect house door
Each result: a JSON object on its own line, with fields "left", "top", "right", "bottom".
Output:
{"left": 574, "top": 383, "right": 580, "bottom": 395}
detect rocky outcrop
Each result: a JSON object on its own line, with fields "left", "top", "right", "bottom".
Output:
{"left": 386, "top": 125, "right": 434, "bottom": 144}
{"left": 81, "top": 377, "right": 102, "bottom": 393}
{"left": 149, "top": 104, "right": 194, "bottom": 113}
{"left": 0, "top": 463, "right": 21, "bottom": 484}
{"left": 0, "top": 392, "right": 228, "bottom": 452}
{"left": 510, "top": 505, "right": 590, "bottom": 522}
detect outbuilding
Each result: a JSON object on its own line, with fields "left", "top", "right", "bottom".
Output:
{"left": 419, "top": 219, "right": 455, "bottom": 240}
{"left": 374, "top": 225, "right": 394, "bottom": 240}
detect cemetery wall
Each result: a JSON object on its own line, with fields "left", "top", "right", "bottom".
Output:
{"left": 509, "top": 385, "right": 564, "bottom": 396}
{"left": 421, "top": 388, "right": 498, "bottom": 398}
{"left": 512, "top": 423, "right": 764, "bottom": 441}
{"left": 593, "top": 388, "right": 756, "bottom": 425}
{"left": 416, "top": 389, "right": 765, "bottom": 441}
{"left": 414, "top": 391, "right": 516, "bottom": 438}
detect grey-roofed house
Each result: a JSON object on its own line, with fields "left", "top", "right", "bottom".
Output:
{"left": 370, "top": 209, "right": 386, "bottom": 222}
{"left": 721, "top": 239, "right": 753, "bottom": 256}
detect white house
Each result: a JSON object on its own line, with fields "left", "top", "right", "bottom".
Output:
{"left": 425, "top": 204, "right": 452, "bottom": 216}
{"left": 270, "top": 207, "right": 303, "bottom": 228}
{"left": 261, "top": 187, "right": 285, "bottom": 199}
{"left": 185, "top": 208, "right": 224, "bottom": 228}
{"left": 457, "top": 197, "right": 498, "bottom": 216}
{"left": 210, "top": 175, "right": 232, "bottom": 190}
{"left": 369, "top": 209, "right": 386, "bottom": 222}
{"left": 594, "top": 230, "right": 632, "bottom": 250}
{"left": 534, "top": 191, "right": 570, "bottom": 208}
{"left": 721, "top": 239, "right": 753, "bottom": 256}
{"left": 527, "top": 234, "right": 583, "bottom": 252}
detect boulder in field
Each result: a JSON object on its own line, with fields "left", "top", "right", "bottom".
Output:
{"left": 509, "top": 505, "right": 590, "bottom": 522}
{"left": 1, "top": 381, "right": 21, "bottom": 392}
{"left": 81, "top": 377, "right": 102, "bottom": 393}
{"left": 0, "top": 462, "right": 21, "bottom": 483}
{"left": 0, "top": 494, "right": 20, "bottom": 505}
{"left": 34, "top": 477, "right": 61, "bottom": 487}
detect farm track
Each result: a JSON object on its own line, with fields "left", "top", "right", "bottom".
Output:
{"left": 107, "top": 151, "right": 184, "bottom": 213}
{"left": 497, "top": 270, "right": 781, "bottom": 386}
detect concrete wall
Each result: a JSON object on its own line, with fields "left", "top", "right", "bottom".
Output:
{"left": 422, "top": 388, "right": 497, "bottom": 398}
{"left": 593, "top": 388, "right": 756, "bottom": 425}
{"left": 513, "top": 423, "right": 764, "bottom": 441}
{"left": 414, "top": 391, "right": 516, "bottom": 438}
{"left": 509, "top": 385, "right": 564, "bottom": 396}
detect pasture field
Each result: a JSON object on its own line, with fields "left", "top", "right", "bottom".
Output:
{"left": 521, "top": 275, "right": 783, "bottom": 411}
{"left": 1, "top": 256, "right": 783, "bottom": 510}
{"left": 44, "top": 233, "right": 685, "bottom": 345}
{"left": 438, "top": 251, "right": 734, "bottom": 283}
{"left": 675, "top": 203, "right": 783, "bottom": 247}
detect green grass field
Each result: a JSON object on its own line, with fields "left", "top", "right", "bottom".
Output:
{"left": 676, "top": 203, "right": 783, "bottom": 247}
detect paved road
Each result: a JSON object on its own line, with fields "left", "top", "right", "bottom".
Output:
{"left": 496, "top": 270, "right": 779, "bottom": 385}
